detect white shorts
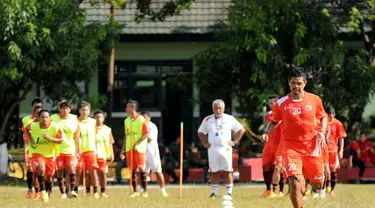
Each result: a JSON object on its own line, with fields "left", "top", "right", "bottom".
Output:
{"left": 146, "top": 145, "right": 162, "bottom": 173}
{"left": 208, "top": 146, "right": 233, "bottom": 173}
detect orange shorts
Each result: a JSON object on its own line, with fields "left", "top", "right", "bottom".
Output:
{"left": 77, "top": 151, "right": 98, "bottom": 171}
{"left": 328, "top": 152, "right": 340, "bottom": 170}
{"left": 283, "top": 154, "right": 324, "bottom": 183}
{"left": 322, "top": 149, "right": 329, "bottom": 166}
{"left": 126, "top": 151, "right": 146, "bottom": 172}
{"left": 262, "top": 145, "right": 277, "bottom": 165}
{"left": 56, "top": 154, "right": 77, "bottom": 170}
{"left": 97, "top": 158, "right": 108, "bottom": 173}
{"left": 32, "top": 153, "right": 55, "bottom": 177}
{"left": 26, "top": 157, "right": 35, "bottom": 172}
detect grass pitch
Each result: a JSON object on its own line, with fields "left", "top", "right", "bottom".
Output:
{"left": 0, "top": 184, "right": 374, "bottom": 208}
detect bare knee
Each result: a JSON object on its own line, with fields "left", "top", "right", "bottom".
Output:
{"left": 289, "top": 176, "right": 302, "bottom": 190}
{"left": 311, "top": 181, "right": 322, "bottom": 190}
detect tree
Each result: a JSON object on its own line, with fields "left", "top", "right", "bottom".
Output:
{"left": 0, "top": 0, "right": 196, "bottom": 176}
{"left": 194, "top": 0, "right": 375, "bottom": 141}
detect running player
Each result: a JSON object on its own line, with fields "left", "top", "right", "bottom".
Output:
{"left": 262, "top": 67, "right": 328, "bottom": 208}
{"left": 26, "top": 109, "right": 62, "bottom": 203}
{"left": 325, "top": 106, "right": 346, "bottom": 196}
{"left": 51, "top": 98, "right": 77, "bottom": 121}
{"left": 198, "top": 99, "right": 245, "bottom": 199}
{"left": 54, "top": 101, "right": 80, "bottom": 198}
{"left": 120, "top": 100, "right": 149, "bottom": 197}
{"left": 75, "top": 101, "right": 99, "bottom": 199}
{"left": 22, "top": 98, "right": 43, "bottom": 200}
{"left": 260, "top": 95, "right": 282, "bottom": 197}
{"left": 94, "top": 110, "right": 115, "bottom": 198}
{"left": 141, "top": 111, "right": 168, "bottom": 197}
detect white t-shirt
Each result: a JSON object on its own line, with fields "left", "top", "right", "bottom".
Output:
{"left": 198, "top": 113, "right": 243, "bottom": 147}
{"left": 147, "top": 121, "right": 158, "bottom": 149}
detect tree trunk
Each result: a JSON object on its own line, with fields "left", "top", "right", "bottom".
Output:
{"left": 0, "top": 93, "right": 26, "bottom": 175}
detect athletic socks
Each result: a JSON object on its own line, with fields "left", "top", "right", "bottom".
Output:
{"left": 331, "top": 172, "right": 337, "bottom": 190}
{"left": 212, "top": 184, "right": 219, "bottom": 195}
{"left": 140, "top": 172, "right": 147, "bottom": 192}
{"left": 225, "top": 184, "right": 233, "bottom": 194}
{"left": 26, "top": 171, "right": 33, "bottom": 191}
{"left": 263, "top": 171, "right": 272, "bottom": 191}
{"left": 38, "top": 176, "right": 45, "bottom": 191}
{"left": 279, "top": 173, "right": 285, "bottom": 192}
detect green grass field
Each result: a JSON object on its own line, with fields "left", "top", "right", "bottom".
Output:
{"left": 0, "top": 184, "right": 374, "bottom": 208}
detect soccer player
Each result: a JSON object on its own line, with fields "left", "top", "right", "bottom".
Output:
{"left": 325, "top": 106, "right": 346, "bottom": 196}
{"left": 54, "top": 101, "right": 80, "bottom": 198}
{"left": 260, "top": 94, "right": 283, "bottom": 197}
{"left": 94, "top": 110, "right": 115, "bottom": 198}
{"left": 75, "top": 101, "right": 99, "bottom": 199}
{"left": 141, "top": 111, "right": 168, "bottom": 197}
{"left": 22, "top": 98, "right": 43, "bottom": 200}
{"left": 51, "top": 98, "right": 77, "bottom": 121}
{"left": 262, "top": 68, "right": 328, "bottom": 208}
{"left": 26, "top": 109, "right": 62, "bottom": 203}
{"left": 198, "top": 99, "right": 245, "bottom": 199}
{"left": 120, "top": 100, "right": 149, "bottom": 198}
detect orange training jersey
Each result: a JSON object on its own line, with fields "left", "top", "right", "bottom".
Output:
{"left": 266, "top": 111, "right": 282, "bottom": 150}
{"left": 271, "top": 92, "right": 326, "bottom": 156}
{"left": 327, "top": 118, "right": 347, "bottom": 153}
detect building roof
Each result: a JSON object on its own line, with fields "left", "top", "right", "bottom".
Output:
{"left": 81, "top": 0, "right": 369, "bottom": 35}
{"left": 81, "top": 0, "right": 231, "bottom": 34}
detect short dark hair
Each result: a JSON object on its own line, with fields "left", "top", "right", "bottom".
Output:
{"left": 288, "top": 67, "right": 307, "bottom": 81}
{"left": 127, "top": 99, "right": 139, "bottom": 110}
{"left": 141, "top": 111, "right": 150, "bottom": 117}
{"left": 39, "top": 109, "right": 51, "bottom": 117}
{"left": 59, "top": 100, "right": 72, "bottom": 109}
{"left": 94, "top": 110, "right": 105, "bottom": 117}
{"left": 79, "top": 101, "right": 91, "bottom": 109}
{"left": 31, "top": 98, "right": 43, "bottom": 106}
{"left": 325, "top": 106, "right": 335, "bottom": 114}
{"left": 269, "top": 94, "right": 279, "bottom": 100}
{"left": 57, "top": 97, "right": 67, "bottom": 103}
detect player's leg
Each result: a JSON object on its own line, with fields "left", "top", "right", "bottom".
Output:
{"left": 44, "top": 158, "right": 56, "bottom": 201}
{"left": 26, "top": 158, "right": 33, "bottom": 199}
{"left": 35, "top": 155, "right": 48, "bottom": 202}
{"left": 137, "top": 152, "right": 148, "bottom": 197}
{"left": 68, "top": 155, "right": 78, "bottom": 197}
{"left": 126, "top": 151, "right": 139, "bottom": 197}
{"left": 304, "top": 156, "right": 324, "bottom": 198}
{"left": 208, "top": 147, "right": 220, "bottom": 198}
{"left": 56, "top": 155, "right": 67, "bottom": 198}
{"left": 221, "top": 147, "right": 233, "bottom": 196}
{"left": 261, "top": 148, "right": 274, "bottom": 196}
{"left": 284, "top": 154, "right": 304, "bottom": 208}
{"left": 329, "top": 152, "right": 339, "bottom": 195}
{"left": 270, "top": 163, "right": 282, "bottom": 197}
{"left": 86, "top": 152, "right": 99, "bottom": 199}
{"left": 153, "top": 154, "right": 168, "bottom": 196}
{"left": 97, "top": 159, "right": 109, "bottom": 198}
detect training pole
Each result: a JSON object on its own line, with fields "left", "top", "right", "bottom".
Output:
{"left": 82, "top": 160, "right": 86, "bottom": 196}
{"left": 129, "top": 120, "right": 134, "bottom": 195}
{"left": 179, "top": 122, "right": 184, "bottom": 198}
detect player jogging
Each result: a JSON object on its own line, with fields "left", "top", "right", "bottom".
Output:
{"left": 120, "top": 100, "right": 149, "bottom": 198}
{"left": 22, "top": 98, "right": 43, "bottom": 200}
{"left": 260, "top": 95, "right": 284, "bottom": 197}
{"left": 53, "top": 101, "right": 80, "bottom": 198}
{"left": 26, "top": 109, "right": 62, "bottom": 203}
{"left": 262, "top": 68, "right": 328, "bottom": 208}
{"left": 198, "top": 99, "right": 245, "bottom": 199}
{"left": 75, "top": 101, "right": 99, "bottom": 199}
{"left": 325, "top": 106, "right": 346, "bottom": 196}
{"left": 94, "top": 110, "right": 115, "bottom": 198}
{"left": 141, "top": 111, "right": 168, "bottom": 197}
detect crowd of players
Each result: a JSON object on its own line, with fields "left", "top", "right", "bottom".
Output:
{"left": 21, "top": 98, "right": 167, "bottom": 203}
{"left": 20, "top": 67, "right": 375, "bottom": 207}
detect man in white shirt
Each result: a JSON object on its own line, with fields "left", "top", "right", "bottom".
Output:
{"left": 198, "top": 99, "right": 245, "bottom": 199}
{"left": 141, "top": 112, "right": 168, "bottom": 197}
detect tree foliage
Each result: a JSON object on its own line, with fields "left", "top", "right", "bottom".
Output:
{"left": 194, "top": 0, "right": 375, "bottom": 137}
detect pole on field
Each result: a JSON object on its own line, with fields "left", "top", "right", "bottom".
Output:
{"left": 82, "top": 161, "right": 86, "bottom": 196}
{"left": 179, "top": 122, "right": 184, "bottom": 198}
{"left": 129, "top": 119, "right": 134, "bottom": 195}
{"left": 107, "top": 5, "right": 116, "bottom": 124}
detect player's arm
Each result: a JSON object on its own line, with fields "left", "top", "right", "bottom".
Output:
{"left": 43, "top": 130, "right": 62, "bottom": 143}
{"left": 25, "top": 125, "right": 36, "bottom": 148}
{"left": 120, "top": 126, "right": 126, "bottom": 160}
{"left": 74, "top": 124, "right": 81, "bottom": 157}
{"left": 109, "top": 132, "right": 115, "bottom": 162}
{"left": 134, "top": 122, "right": 148, "bottom": 147}
{"left": 262, "top": 121, "right": 280, "bottom": 142}
{"left": 198, "top": 118, "right": 210, "bottom": 148}
{"left": 338, "top": 138, "right": 345, "bottom": 159}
